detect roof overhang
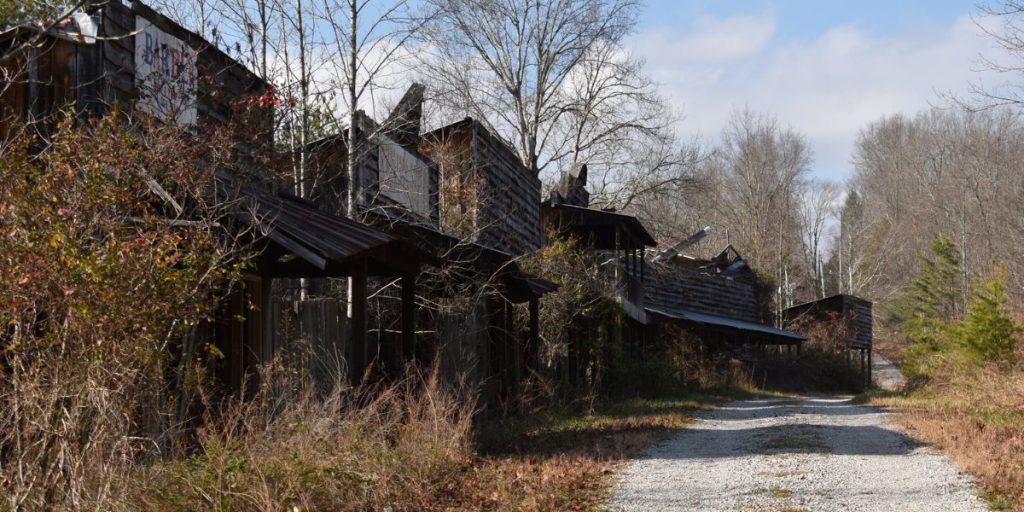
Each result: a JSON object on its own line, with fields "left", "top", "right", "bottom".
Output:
{"left": 239, "top": 189, "right": 432, "bottom": 278}
{"left": 646, "top": 307, "right": 805, "bottom": 344}
{"left": 362, "top": 209, "right": 558, "bottom": 302}
{"left": 543, "top": 203, "right": 657, "bottom": 248}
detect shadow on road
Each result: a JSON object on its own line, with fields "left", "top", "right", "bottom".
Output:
{"left": 642, "top": 397, "right": 923, "bottom": 459}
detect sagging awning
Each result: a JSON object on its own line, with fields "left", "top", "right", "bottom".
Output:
{"left": 240, "top": 190, "right": 431, "bottom": 278}
{"left": 361, "top": 209, "right": 558, "bottom": 303}
{"left": 646, "top": 306, "right": 805, "bottom": 344}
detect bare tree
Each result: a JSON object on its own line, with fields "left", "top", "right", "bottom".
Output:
{"left": 798, "top": 179, "right": 840, "bottom": 299}
{"left": 421, "top": 0, "right": 640, "bottom": 176}
{"left": 713, "top": 108, "right": 810, "bottom": 269}
{"left": 846, "top": 106, "right": 1024, "bottom": 316}
{"left": 966, "top": 1, "right": 1024, "bottom": 110}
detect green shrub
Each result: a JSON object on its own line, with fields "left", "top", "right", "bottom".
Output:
{"left": 950, "top": 266, "right": 1018, "bottom": 363}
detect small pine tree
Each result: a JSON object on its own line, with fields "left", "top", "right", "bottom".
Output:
{"left": 952, "top": 265, "right": 1018, "bottom": 362}
{"left": 892, "top": 236, "right": 963, "bottom": 379}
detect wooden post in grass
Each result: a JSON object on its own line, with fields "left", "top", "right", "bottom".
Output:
{"left": 350, "top": 259, "right": 367, "bottom": 384}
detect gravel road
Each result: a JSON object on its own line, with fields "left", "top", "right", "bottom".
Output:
{"left": 872, "top": 354, "right": 908, "bottom": 392}
{"left": 608, "top": 396, "right": 988, "bottom": 511}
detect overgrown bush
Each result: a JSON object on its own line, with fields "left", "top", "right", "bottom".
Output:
{"left": 519, "top": 231, "right": 619, "bottom": 397}
{"left": 0, "top": 114, "right": 254, "bottom": 510}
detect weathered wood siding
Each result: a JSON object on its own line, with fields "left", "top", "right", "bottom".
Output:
{"left": 1, "top": 0, "right": 270, "bottom": 140}
{"left": 420, "top": 119, "right": 541, "bottom": 257}
{"left": 645, "top": 263, "right": 760, "bottom": 323}
{"left": 471, "top": 124, "right": 541, "bottom": 255}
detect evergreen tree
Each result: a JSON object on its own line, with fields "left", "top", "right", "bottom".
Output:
{"left": 952, "top": 265, "right": 1018, "bottom": 362}
{"left": 892, "top": 236, "right": 963, "bottom": 378}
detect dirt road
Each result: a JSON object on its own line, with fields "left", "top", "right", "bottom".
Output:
{"left": 608, "top": 396, "right": 987, "bottom": 511}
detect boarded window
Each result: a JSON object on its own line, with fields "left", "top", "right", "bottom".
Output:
{"left": 378, "top": 135, "right": 431, "bottom": 218}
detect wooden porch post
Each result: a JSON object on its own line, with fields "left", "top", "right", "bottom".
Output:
{"left": 350, "top": 259, "right": 367, "bottom": 384}
{"left": 261, "top": 276, "right": 275, "bottom": 361}
{"left": 506, "top": 300, "right": 519, "bottom": 405}
{"left": 640, "top": 247, "right": 645, "bottom": 282}
{"left": 401, "top": 272, "right": 416, "bottom": 363}
{"left": 867, "top": 349, "right": 873, "bottom": 387}
{"left": 527, "top": 297, "right": 540, "bottom": 372}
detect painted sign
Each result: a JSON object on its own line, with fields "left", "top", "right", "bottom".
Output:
{"left": 135, "top": 17, "right": 197, "bottom": 126}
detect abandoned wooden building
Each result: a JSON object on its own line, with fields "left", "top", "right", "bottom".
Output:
{"left": 784, "top": 294, "right": 874, "bottom": 384}
{"left": 541, "top": 164, "right": 658, "bottom": 388}
{"left": 0, "top": 0, "right": 439, "bottom": 392}
{"left": 644, "top": 238, "right": 805, "bottom": 354}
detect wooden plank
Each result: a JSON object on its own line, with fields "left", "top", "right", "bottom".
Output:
{"left": 526, "top": 298, "right": 539, "bottom": 373}
{"left": 349, "top": 261, "right": 368, "bottom": 384}
{"left": 401, "top": 273, "right": 416, "bottom": 362}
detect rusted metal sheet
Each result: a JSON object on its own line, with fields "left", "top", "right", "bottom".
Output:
{"left": 646, "top": 306, "right": 805, "bottom": 343}
{"left": 238, "top": 188, "right": 430, "bottom": 278}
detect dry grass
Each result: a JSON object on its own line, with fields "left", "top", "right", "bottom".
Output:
{"left": 867, "top": 356, "right": 1024, "bottom": 511}
{"left": 127, "top": 360, "right": 761, "bottom": 512}
{"left": 135, "top": 365, "right": 476, "bottom": 511}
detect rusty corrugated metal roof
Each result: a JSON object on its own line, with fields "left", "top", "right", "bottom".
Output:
{"left": 241, "top": 189, "right": 428, "bottom": 275}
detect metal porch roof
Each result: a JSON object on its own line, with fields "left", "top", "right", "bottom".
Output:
{"left": 242, "top": 190, "right": 427, "bottom": 276}
{"left": 646, "top": 306, "right": 806, "bottom": 343}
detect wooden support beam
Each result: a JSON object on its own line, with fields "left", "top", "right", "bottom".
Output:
{"left": 506, "top": 300, "right": 519, "bottom": 405}
{"left": 261, "top": 276, "right": 274, "bottom": 361}
{"left": 350, "top": 259, "right": 367, "bottom": 384}
{"left": 640, "top": 247, "right": 645, "bottom": 282}
{"left": 527, "top": 297, "right": 540, "bottom": 373}
{"left": 867, "top": 349, "right": 873, "bottom": 388}
{"left": 401, "top": 272, "right": 416, "bottom": 363}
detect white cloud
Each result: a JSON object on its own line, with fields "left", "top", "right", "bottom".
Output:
{"left": 633, "top": 14, "right": 776, "bottom": 64}
{"left": 631, "top": 13, "right": 1001, "bottom": 182}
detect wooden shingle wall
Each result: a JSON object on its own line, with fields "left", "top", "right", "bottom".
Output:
{"left": 646, "top": 264, "right": 760, "bottom": 323}
{"left": 469, "top": 123, "right": 541, "bottom": 256}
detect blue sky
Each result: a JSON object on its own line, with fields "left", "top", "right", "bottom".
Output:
{"left": 639, "top": 1, "right": 974, "bottom": 38}
{"left": 629, "top": 1, "right": 995, "bottom": 182}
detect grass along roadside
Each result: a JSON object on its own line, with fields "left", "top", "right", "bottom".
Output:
{"left": 860, "top": 368, "right": 1024, "bottom": 511}
{"left": 136, "top": 376, "right": 769, "bottom": 511}
{"left": 455, "top": 387, "right": 775, "bottom": 511}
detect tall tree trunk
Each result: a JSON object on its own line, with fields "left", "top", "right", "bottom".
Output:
{"left": 346, "top": 0, "right": 358, "bottom": 217}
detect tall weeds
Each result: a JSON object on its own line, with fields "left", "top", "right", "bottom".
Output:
{"left": 137, "top": 363, "right": 476, "bottom": 511}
